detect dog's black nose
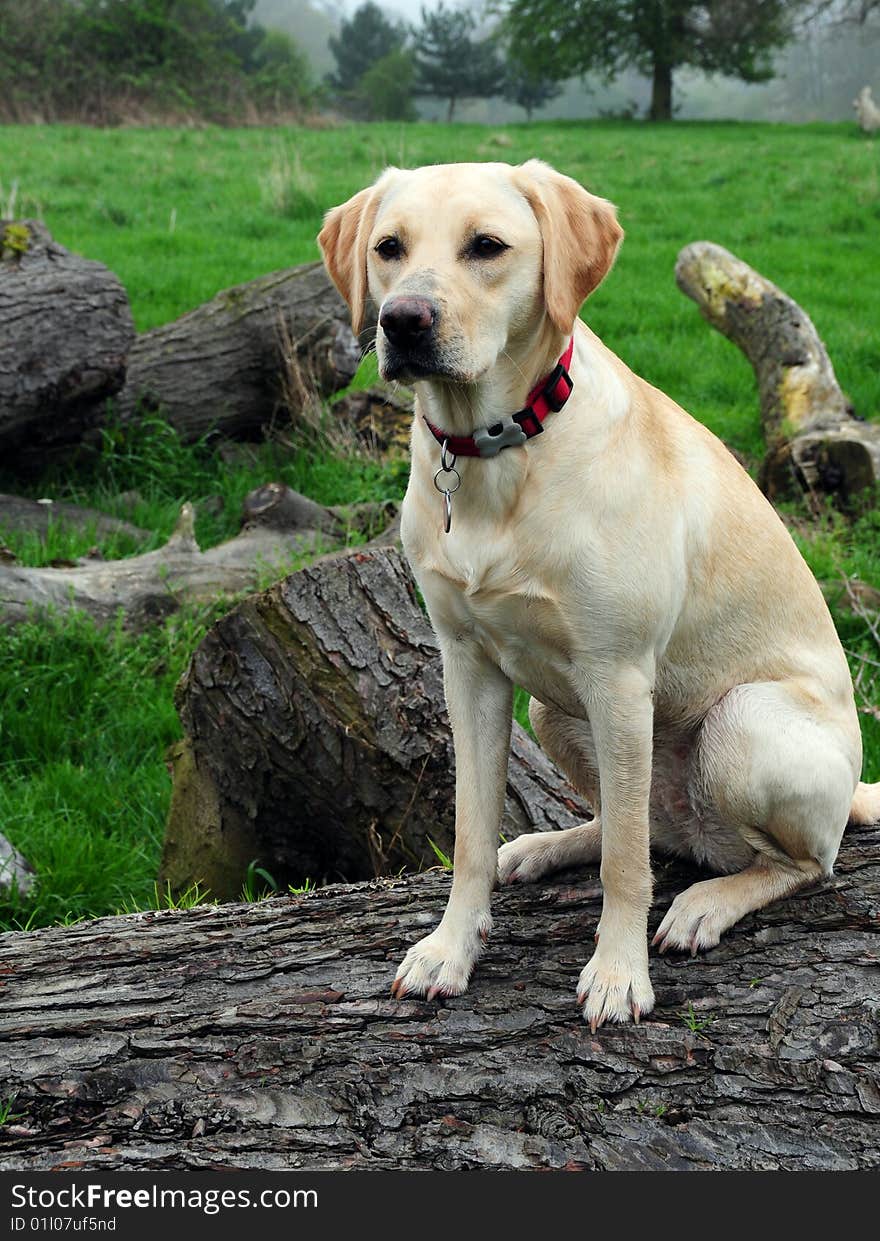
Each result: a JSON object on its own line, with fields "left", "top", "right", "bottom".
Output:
{"left": 379, "top": 297, "right": 435, "bottom": 348}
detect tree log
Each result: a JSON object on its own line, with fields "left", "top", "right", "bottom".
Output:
{"left": 1, "top": 221, "right": 367, "bottom": 474}
{"left": 0, "top": 220, "right": 134, "bottom": 468}
{"left": 1, "top": 819, "right": 877, "bottom": 1170}
{"left": 116, "top": 262, "right": 365, "bottom": 444}
{"left": 161, "top": 547, "right": 589, "bottom": 899}
{"left": 0, "top": 486, "right": 394, "bottom": 629}
{"left": 675, "top": 240, "right": 880, "bottom": 500}
{"left": 0, "top": 493, "right": 149, "bottom": 545}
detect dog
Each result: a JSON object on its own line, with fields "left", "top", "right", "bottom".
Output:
{"left": 853, "top": 86, "right": 880, "bottom": 134}
{"left": 318, "top": 159, "right": 880, "bottom": 1029}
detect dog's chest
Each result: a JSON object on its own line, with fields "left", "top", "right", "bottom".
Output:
{"left": 417, "top": 538, "right": 587, "bottom": 718}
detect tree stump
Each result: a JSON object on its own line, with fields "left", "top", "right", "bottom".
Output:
{"left": 161, "top": 547, "right": 590, "bottom": 899}
{"left": 0, "top": 220, "right": 134, "bottom": 468}
{"left": 675, "top": 240, "right": 880, "bottom": 501}
{"left": 1, "top": 819, "right": 877, "bottom": 1170}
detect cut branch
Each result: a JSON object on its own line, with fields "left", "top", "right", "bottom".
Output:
{"left": 0, "top": 493, "right": 149, "bottom": 545}
{"left": 675, "top": 240, "right": 880, "bottom": 500}
{"left": 0, "top": 486, "right": 396, "bottom": 629}
{"left": 1, "top": 221, "right": 369, "bottom": 475}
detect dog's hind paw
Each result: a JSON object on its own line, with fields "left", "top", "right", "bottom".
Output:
{"left": 497, "top": 833, "right": 556, "bottom": 884}
{"left": 391, "top": 920, "right": 489, "bottom": 1001}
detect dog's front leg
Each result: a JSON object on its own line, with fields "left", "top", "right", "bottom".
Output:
{"left": 577, "top": 665, "right": 656, "bottom": 1029}
{"left": 392, "top": 637, "right": 513, "bottom": 1000}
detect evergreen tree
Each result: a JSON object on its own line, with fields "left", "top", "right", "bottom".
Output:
{"left": 412, "top": 3, "right": 504, "bottom": 122}
{"left": 327, "top": 2, "right": 407, "bottom": 94}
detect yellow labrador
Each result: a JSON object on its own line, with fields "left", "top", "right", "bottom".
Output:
{"left": 318, "top": 160, "right": 879, "bottom": 1029}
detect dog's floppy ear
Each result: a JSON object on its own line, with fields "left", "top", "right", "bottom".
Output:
{"left": 318, "top": 170, "right": 396, "bottom": 338}
{"left": 514, "top": 159, "right": 623, "bottom": 334}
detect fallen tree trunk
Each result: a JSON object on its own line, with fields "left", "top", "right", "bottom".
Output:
{"left": 0, "top": 485, "right": 395, "bottom": 629}
{"left": 116, "top": 262, "right": 365, "bottom": 444}
{"left": 1, "top": 819, "right": 877, "bottom": 1171}
{"left": 675, "top": 240, "right": 880, "bottom": 501}
{"left": 2, "top": 221, "right": 367, "bottom": 474}
{"left": 0, "top": 220, "right": 135, "bottom": 468}
{"left": 0, "top": 493, "right": 149, "bottom": 545}
{"left": 162, "top": 546, "right": 587, "bottom": 898}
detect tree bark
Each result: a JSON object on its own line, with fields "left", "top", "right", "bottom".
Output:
{"left": 0, "top": 486, "right": 395, "bottom": 630}
{"left": 1, "top": 819, "right": 877, "bottom": 1171}
{"left": 162, "top": 546, "right": 589, "bottom": 899}
{"left": 0, "top": 220, "right": 134, "bottom": 469}
{"left": 675, "top": 240, "right": 880, "bottom": 501}
{"left": 116, "top": 262, "right": 366, "bottom": 444}
{"left": 649, "top": 59, "right": 673, "bottom": 120}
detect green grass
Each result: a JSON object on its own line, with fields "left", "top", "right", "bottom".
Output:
{"left": 0, "top": 119, "right": 878, "bottom": 931}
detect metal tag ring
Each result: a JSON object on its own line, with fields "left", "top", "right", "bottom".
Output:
{"left": 433, "top": 465, "right": 461, "bottom": 495}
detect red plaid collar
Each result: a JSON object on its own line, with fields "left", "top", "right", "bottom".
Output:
{"left": 422, "top": 337, "right": 575, "bottom": 459}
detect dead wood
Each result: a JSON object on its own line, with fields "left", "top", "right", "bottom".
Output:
{"left": 0, "top": 493, "right": 149, "bottom": 545}
{"left": 161, "top": 547, "right": 589, "bottom": 898}
{"left": 675, "top": 240, "right": 880, "bottom": 501}
{"left": 1, "top": 220, "right": 367, "bottom": 474}
{"left": 1, "top": 819, "right": 877, "bottom": 1170}
{"left": 0, "top": 220, "right": 134, "bottom": 469}
{"left": 0, "top": 486, "right": 396, "bottom": 629}
{"left": 116, "top": 263, "right": 366, "bottom": 444}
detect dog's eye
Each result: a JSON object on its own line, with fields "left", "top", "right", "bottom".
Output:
{"left": 470, "top": 235, "right": 508, "bottom": 259}
{"left": 375, "top": 237, "right": 402, "bottom": 260}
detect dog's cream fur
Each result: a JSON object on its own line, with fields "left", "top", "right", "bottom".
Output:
{"left": 319, "top": 160, "right": 880, "bottom": 1028}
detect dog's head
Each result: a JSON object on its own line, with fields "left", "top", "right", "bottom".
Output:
{"left": 318, "top": 160, "right": 622, "bottom": 385}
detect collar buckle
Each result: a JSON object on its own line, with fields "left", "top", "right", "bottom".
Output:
{"left": 540, "top": 361, "right": 573, "bottom": 412}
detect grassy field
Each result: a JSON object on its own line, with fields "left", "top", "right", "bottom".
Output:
{"left": 1, "top": 120, "right": 879, "bottom": 930}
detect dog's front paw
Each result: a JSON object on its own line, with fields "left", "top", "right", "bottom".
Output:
{"left": 576, "top": 946, "right": 654, "bottom": 1032}
{"left": 391, "top": 919, "right": 489, "bottom": 1001}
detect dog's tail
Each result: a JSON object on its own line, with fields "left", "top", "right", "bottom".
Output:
{"left": 850, "top": 781, "right": 880, "bottom": 826}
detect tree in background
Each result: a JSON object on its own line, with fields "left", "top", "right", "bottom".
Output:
{"left": 0, "top": 0, "right": 315, "bottom": 122}
{"left": 502, "top": 0, "right": 811, "bottom": 121}
{"left": 251, "top": 28, "right": 315, "bottom": 113}
{"left": 413, "top": 3, "right": 504, "bottom": 121}
{"left": 327, "top": 1, "right": 407, "bottom": 96}
{"left": 357, "top": 48, "right": 419, "bottom": 120}
{"left": 501, "top": 54, "right": 562, "bottom": 120}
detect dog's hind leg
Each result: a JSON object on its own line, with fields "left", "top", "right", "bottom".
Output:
{"left": 653, "top": 680, "right": 858, "bottom": 954}
{"left": 498, "top": 699, "right": 602, "bottom": 885}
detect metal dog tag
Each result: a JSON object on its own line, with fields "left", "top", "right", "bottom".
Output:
{"left": 473, "top": 417, "right": 528, "bottom": 458}
{"left": 433, "top": 440, "right": 461, "bottom": 534}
